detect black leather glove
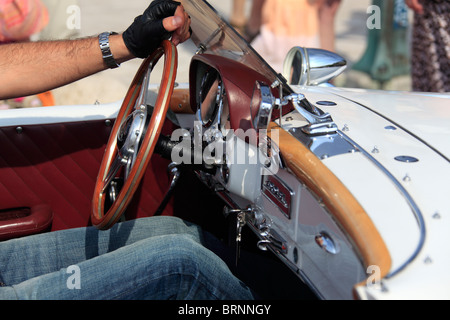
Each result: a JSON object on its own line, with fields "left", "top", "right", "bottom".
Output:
{"left": 123, "top": 0, "right": 181, "bottom": 58}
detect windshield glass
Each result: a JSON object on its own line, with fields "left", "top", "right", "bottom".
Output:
{"left": 179, "top": 0, "right": 291, "bottom": 92}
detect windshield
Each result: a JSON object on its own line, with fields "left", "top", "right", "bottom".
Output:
{"left": 179, "top": 0, "right": 292, "bottom": 93}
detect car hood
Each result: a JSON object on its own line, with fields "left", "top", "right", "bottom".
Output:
{"left": 328, "top": 88, "right": 450, "bottom": 162}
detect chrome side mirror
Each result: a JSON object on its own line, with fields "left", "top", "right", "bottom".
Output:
{"left": 283, "top": 47, "right": 347, "bottom": 86}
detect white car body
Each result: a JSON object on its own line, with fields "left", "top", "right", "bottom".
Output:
{"left": 288, "top": 87, "right": 450, "bottom": 299}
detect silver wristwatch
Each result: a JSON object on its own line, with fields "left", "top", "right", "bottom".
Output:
{"left": 99, "top": 32, "right": 120, "bottom": 69}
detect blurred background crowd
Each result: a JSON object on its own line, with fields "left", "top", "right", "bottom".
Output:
{"left": 0, "top": 0, "right": 448, "bottom": 107}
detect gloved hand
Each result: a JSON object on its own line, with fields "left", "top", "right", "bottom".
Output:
{"left": 123, "top": 0, "right": 182, "bottom": 58}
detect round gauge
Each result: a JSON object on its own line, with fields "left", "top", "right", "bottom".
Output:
{"left": 198, "top": 68, "right": 223, "bottom": 128}
{"left": 250, "top": 81, "right": 275, "bottom": 130}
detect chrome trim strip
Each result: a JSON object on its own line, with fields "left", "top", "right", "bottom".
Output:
{"left": 336, "top": 95, "right": 450, "bottom": 163}
{"left": 337, "top": 130, "right": 426, "bottom": 278}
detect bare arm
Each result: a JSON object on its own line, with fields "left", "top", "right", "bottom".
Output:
{"left": 0, "top": 2, "right": 191, "bottom": 101}
{"left": 0, "top": 35, "right": 133, "bottom": 100}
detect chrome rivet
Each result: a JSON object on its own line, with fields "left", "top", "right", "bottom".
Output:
{"left": 16, "top": 127, "right": 23, "bottom": 134}
{"left": 372, "top": 146, "right": 380, "bottom": 154}
{"left": 432, "top": 212, "right": 441, "bottom": 219}
{"left": 285, "top": 116, "right": 293, "bottom": 121}
{"left": 316, "top": 101, "right": 337, "bottom": 106}
{"left": 395, "top": 155, "right": 419, "bottom": 163}
{"left": 424, "top": 256, "right": 433, "bottom": 264}
{"left": 403, "top": 174, "right": 411, "bottom": 182}
{"left": 293, "top": 247, "right": 299, "bottom": 264}
{"left": 342, "top": 124, "right": 349, "bottom": 132}
{"left": 105, "top": 120, "right": 112, "bottom": 127}
{"left": 270, "top": 80, "right": 281, "bottom": 89}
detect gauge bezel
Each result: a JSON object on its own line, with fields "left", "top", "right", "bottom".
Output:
{"left": 196, "top": 67, "right": 225, "bottom": 129}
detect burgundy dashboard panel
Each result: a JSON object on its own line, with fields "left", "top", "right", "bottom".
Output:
{"left": 189, "top": 54, "right": 274, "bottom": 132}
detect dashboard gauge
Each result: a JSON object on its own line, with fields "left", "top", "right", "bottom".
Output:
{"left": 250, "top": 81, "right": 275, "bottom": 130}
{"left": 197, "top": 68, "right": 224, "bottom": 128}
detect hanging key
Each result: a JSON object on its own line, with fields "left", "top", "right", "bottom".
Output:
{"left": 235, "top": 211, "right": 247, "bottom": 265}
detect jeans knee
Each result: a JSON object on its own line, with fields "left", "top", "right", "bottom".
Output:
{"left": 137, "top": 234, "right": 252, "bottom": 300}
{"left": 159, "top": 235, "right": 205, "bottom": 275}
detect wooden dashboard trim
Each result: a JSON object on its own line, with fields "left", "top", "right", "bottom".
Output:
{"left": 268, "top": 122, "right": 392, "bottom": 283}
{"left": 169, "top": 88, "right": 193, "bottom": 114}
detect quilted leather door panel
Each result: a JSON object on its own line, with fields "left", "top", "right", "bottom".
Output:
{"left": 0, "top": 119, "right": 172, "bottom": 232}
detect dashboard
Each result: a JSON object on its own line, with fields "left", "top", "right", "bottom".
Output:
{"left": 186, "top": 54, "right": 368, "bottom": 300}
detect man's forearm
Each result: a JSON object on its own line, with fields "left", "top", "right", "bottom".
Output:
{"left": 0, "top": 34, "right": 134, "bottom": 100}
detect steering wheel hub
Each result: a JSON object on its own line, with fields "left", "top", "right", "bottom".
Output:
{"left": 117, "top": 109, "right": 148, "bottom": 170}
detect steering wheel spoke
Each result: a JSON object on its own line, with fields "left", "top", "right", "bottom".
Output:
{"left": 101, "top": 154, "right": 127, "bottom": 194}
{"left": 135, "top": 67, "right": 152, "bottom": 110}
{"left": 92, "top": 40, "right": 178, "bottom": 230}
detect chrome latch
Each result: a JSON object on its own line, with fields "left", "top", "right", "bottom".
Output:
{"left": 280, "top": 92, "right": 338, "bottom": 135}
{"left": 257, "top": 229, "right": 288, "bottom": 254}
{"left": 251, "top": 80, "right": 337, "bottom": 136}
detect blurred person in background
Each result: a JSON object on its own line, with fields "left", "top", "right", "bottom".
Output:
{"left": 230, "top": 0, "right": 247, "bottom": 35}
{"left": 318, "top": 0, "right": 342, "bottom": 52}
{"left": 0, "top": 0, "right": 52, "bottom": 109}
{"left": 248, "top": 0, "right": 322, "bottom": 73}
{"left": 405, "top": 0, "right": 449, "bottom": 92}
{"left": 235, "top": 0, "right": 342, "bottom": 74}
{"left": 0, "top": 0, "right": 48, "bottom": 43}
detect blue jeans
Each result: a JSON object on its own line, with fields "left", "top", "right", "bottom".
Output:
{"left": 0, "top": 216, "right": 254, "bottom": 300}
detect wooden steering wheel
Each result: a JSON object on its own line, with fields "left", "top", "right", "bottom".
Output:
{"left": 92, "top": 40, "right": 177, "bottom": 230}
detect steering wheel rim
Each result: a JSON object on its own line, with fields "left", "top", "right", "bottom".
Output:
{"left": 92, "top": 40, "right": 177, "bottom": 230}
